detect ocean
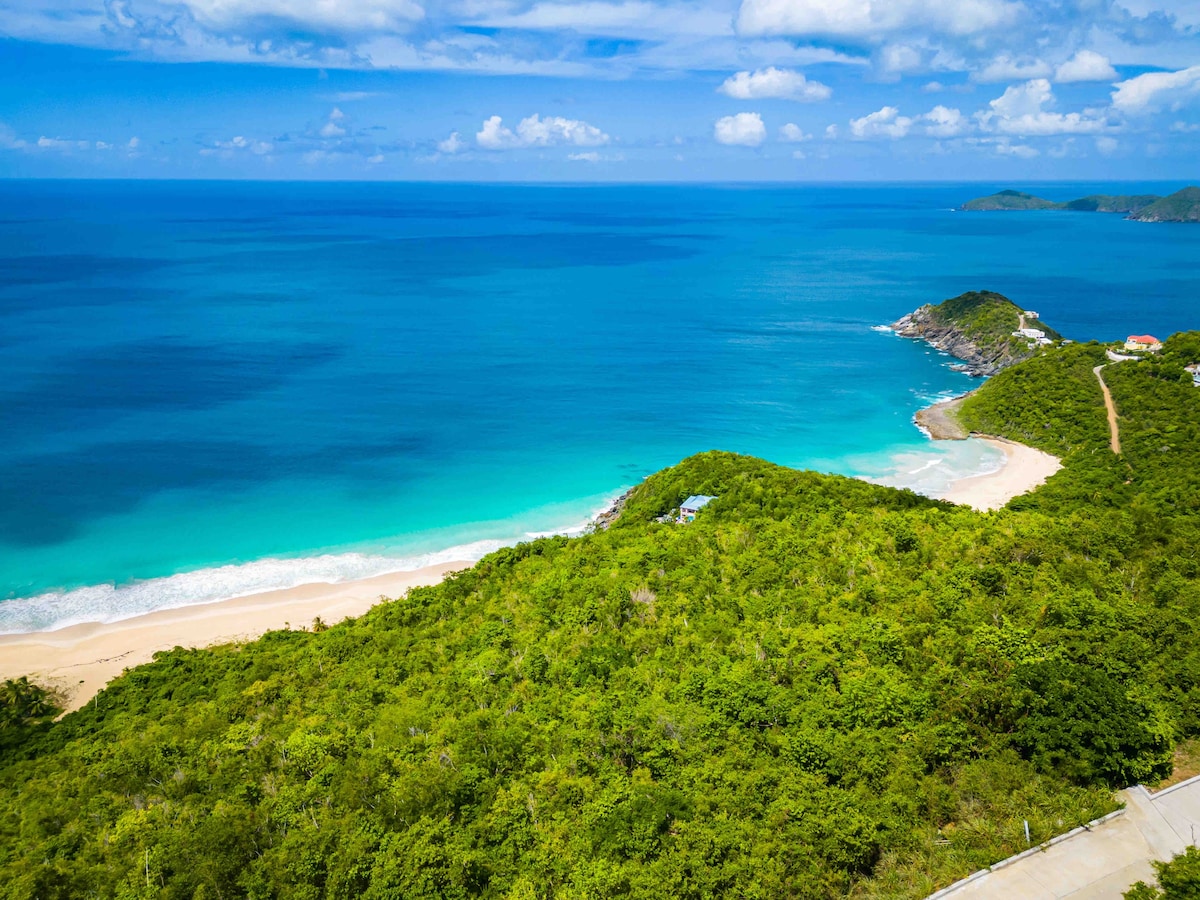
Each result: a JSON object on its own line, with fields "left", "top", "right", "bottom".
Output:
{"left": 2, "top": 180, "right": 1198, "bottom": 632}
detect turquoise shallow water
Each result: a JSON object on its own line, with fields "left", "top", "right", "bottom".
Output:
{"left": 2, "top": 181, "right": 1198, "bottom": 632}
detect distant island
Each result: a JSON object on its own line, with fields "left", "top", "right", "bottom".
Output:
{"left": 962, "top": 186, "right": 1200, "bottom": 222}
{"left": 890, "top": 290, "right": 1063, "bottom": 378}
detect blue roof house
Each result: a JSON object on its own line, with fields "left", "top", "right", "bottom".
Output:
{"left": 679, "top": 495, "right": 716, "bottom": 522}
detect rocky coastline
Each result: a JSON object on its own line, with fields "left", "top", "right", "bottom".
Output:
{"left": 891, "top": 305, "right": 1039, "bottom": 376}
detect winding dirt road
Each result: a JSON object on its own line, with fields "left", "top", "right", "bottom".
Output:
{"left": 1093, "top": 364, "right": 1121, "bottom": 454}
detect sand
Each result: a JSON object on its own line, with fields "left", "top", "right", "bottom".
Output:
{"left": 941, "top": 437, "right": 1062, "bottom": 512}
{"left": 0, "top": 562, "right": 470, "bottom": 714}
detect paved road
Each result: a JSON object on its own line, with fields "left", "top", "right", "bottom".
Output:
{"left": 928, "top": 777, "right": 1200, "bottom": 899}
{"left": 1094, "top": 364, "right": 1122, "bottom": 454}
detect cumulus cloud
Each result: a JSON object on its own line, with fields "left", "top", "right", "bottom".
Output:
{"left": 994, "top": 140, "right": 1038, "bottom": 158}
{"left": 848, "top": 106, "right": 914, "bottom": 139}
{"left": 736, "top": 0, "right": 1023, "bottom": 39}
{"left": 1095, "top": 135, "right": 1119, "bottom": 155}
{"left": 973, "top": 54, "right": 1051, "bottom": 83}
{"left": 437, "top": 131, "right": 464, "bottom": 153}
{"left": 714, "top": 112, "right": 767, "bottom": 146}
{"left": 838, "top": 103, "right": 970, "bottom": 139}
{"left": 1054, "top": 50, "right": 1117, "bottom": 83}
{"left": 779, "top": 122, "right": 812, "bottom": 141}
{"left": 977, "top": 79, "right": 1109, "bottom": 135}
{"left": 923, "top": 105, "right": 967, "bottom": 137}
{"left": 475, "top": 114, "right": 610, "bottom": 149}
{"left": 200, "top": 135, "right": 274, "bottom": 156}
{"left": 718, "top": 67, "right": 831, "bottom": 101}
{"left": 1111, "top": 65, "right": 1200, "bottom": 114}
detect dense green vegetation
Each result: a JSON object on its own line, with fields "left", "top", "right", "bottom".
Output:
{"left": 1131, "top": 187, "right": 1200, "bottom": 223}
{"left": 1125, "top": 846, "right": 1200, "bottom": 899}
{"left": 921, "top": 290, "right": 1062, "bottom": 354}
{"left": 961, "top": 190, "right": 1064, "bottom": 211}
{"left": 1065, "top": 194, "right": 1160, "bottom": 214}
{"left": 3, "top": 334, "right": 1200, "bottom": 898}
{"left": 962, "top": 186, "right": 1200, "bottom": 222}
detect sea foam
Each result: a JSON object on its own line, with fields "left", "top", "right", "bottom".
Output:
{"left": 0, "top": 492, "right": 628, "bottom": 636}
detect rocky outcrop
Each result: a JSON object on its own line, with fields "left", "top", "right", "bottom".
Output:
{"left": 891, "top": 306, "right": 1035, "bottom": 377}
{"left": 592, "top": 488, "right": 633, "bottom": 530}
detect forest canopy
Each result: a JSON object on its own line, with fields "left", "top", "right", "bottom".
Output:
{"left": 2, "top": 334, "right": 1200, "bottom": 899}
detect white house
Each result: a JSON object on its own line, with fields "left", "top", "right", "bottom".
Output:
{"left": 1013, "top": 328, "right": 1046, "bottom": 340}
{"left": 1024, "top": 311, "right": 1040, "bottom": 319}
{"left": 679, "top": 495, "right": 716, "bottom": 522}
{"left": 1187, "top": 364, "right": 1200, "bottom": 387}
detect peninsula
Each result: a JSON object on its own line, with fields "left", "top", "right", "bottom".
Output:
{"left": 962, "top": 185, "right": 1200, "bottom": 222}
{"left": 890, "top": 289, "right": 1063, "bottom": 377}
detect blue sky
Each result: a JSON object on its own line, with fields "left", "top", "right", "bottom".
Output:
{"left": 1, "top": 0, "right": 1199, "bottom": 180}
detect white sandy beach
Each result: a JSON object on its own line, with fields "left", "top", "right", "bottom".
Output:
{"left": 0, "top": 439, "right": 1059, "bottom": 714}
{"left": 940, "top": 436, "right": 1062, "bottom": 512}
{"left": 0, "top": 561, "right": 469, "bottom": 714}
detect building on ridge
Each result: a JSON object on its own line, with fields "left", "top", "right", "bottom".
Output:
{"left": 679, "top": 495, "right": 717, "bottom": 523}
{"left": 1125, "top": 334, "right": 1163, "bottom": 353}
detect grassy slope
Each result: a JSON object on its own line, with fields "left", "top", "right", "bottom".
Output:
{"left": 3, "top": 340, "right": 1200, "bottom": 898}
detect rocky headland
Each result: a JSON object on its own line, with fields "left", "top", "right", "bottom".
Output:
{"left": 890, "top": 290, "right": 1063, "bottom": 377}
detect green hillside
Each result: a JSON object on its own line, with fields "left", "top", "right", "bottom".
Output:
{"left": 962, "top": 187, "right": 1200, "bottom": 222}
{"left": 961, "top": 190, "right": 1063, "bottom": 211}
{"left": 4, "top": 337, "right": 1200, "bottom": 898}
{"left": 1130, "top": 187, "right": 1200, "bottom": 223}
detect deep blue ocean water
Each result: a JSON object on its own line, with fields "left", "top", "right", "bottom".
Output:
{"left": 2, "top": 181, "right": 1198, "bottom": 632}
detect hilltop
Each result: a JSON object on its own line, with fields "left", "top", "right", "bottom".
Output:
{"left": 3, "top": 333, "right": 1200, "bottom": 898}
{"left": 1131, "top": 186, "right": 1200, "bottom": 223}
{"left": 962, "top": 186, "right": 1200, "bottom": 222}
{"left": 891, "top": 290, "right": 1064, "bottom": 377}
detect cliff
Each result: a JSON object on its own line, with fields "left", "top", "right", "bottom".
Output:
{"left": 891, "top": 290, "right": 1064, "bottom": 377}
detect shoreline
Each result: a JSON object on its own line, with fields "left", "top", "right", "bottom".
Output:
{"left": 938, "top": 435, "right": 1062, "bottom": 511}
{"left": 0, "top": 562, "right": 470, "bottom": 714}
{"left": 0, "top": 429, "right": 1058, "bottom": 712}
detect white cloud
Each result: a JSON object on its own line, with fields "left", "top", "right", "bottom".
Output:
{"left": 179, "top": 0, "right": 424, "bottom": 32}
{"left": 475, "top": 114, "right": 610, "bottom": 149}
{"left": 977, "top": 79, "right": 1109, "bottom": 135}
{"left": 714, "top": 112, "right": 767, "bottom": 146}
{"left": 128, "top": 136, "right": 140, "bottom": 149}
{"left": 736, "top": 0, "right": 1023, "bottom": 39}
{"left": 1170, "top": 120, "right": 1200, "bottom": 132}
{"left": 568, "top": 151, "right": 601, "bottom": 162}
{"left": 879, "top": 43, "right": 923, "bottom": 75}
{"left": 849, "top": 106, "right": 914, "bottom": 139}
{"left": 824, "top": 123, "right": 839, "bottom": 139}
{"left": 367, "top": 153, "right": 384, "bottom": 163}
{"left": 1111, "top": 65, "right": 1200, "bottom": 114}
{"left": 467, "top": 1, "right": 732, "bottom": 39}
{"left": 779, "top": 122, "right": 812, "bottom": 141}
{"left": 319, "top": 121, "right": 346, "bottom": 137}
{"left": 923, "top": 81, "right": 946, "bottom": 92}
{"left": 923, "top": 105, "right": 967, "bottom": 137}
{"left": 974, "top": 54, "right": 1051, "bottom": 83}
{"left": 718, "top": 67, "right": 831, "bottom": 101}
{"left": 201, "top": 135, "right": 274, "bottom": 156}
{"left": 1095, "top": 135, "right": 1119, "bottom": 154}
{"left": 37, "top": 136, "right": 90, "bottom": 150}
{"left": 437, "top": 131, "right": 464, "bottom": 153}
{"left": 791, "top": 149, "right": 806, "bottom": 159}
{"left": 994, "top": 140, "right": 1039, "bottom": 158}
{"left": 1054, "top": 50, "right": 1117, "bottom": 83}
